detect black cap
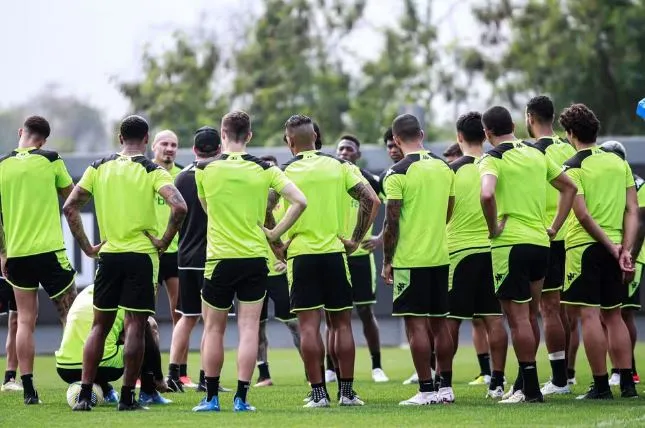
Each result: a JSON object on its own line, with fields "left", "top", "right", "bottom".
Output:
{"left": 194, "top": 126, "right": 221, "bottom": 153}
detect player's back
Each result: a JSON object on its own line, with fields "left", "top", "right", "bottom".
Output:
{"left": 479, "top": 140, "right": 556, "bottom": 247}
{"left": 447, "top": 156, "right": 489, "bottom": 253}
{"left": 564, "top": 146, "right": 633, "bottom": 247}
{"left": 78, "top": 153, "right": 171, "bottom": 254}
{"left": 176, "top": 163, "right": 207, "bottom": 267}
{"left": 0, "top": 147, "right": 72, "bottom": 257}
{"left": 383, "top": 151, "right": 454, "bottom": 268}
{"left": 196, "top": 152, "right": 290, "bottom": 260}
{"left": 282, "top": 151, "right": 360, "bottom": 257}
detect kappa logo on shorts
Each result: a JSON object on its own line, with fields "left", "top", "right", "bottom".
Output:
{"left": 494, "top": 273, "right": 504, "bottom": 284}
{"left": 567, "top": 272, "right": 576, "bottom": 283}
{"left": 396, "top": 282, "right": 406, "bottom": 294}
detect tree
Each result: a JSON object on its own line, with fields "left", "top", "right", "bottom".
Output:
{"left": 469, "top": 0, "right": 645, "bottom": 134}
{"left": 116, "top": 31, "right": 228, "bottom": 147}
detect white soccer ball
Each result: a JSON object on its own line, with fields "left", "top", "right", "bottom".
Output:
{"left": 66, "top": 382, "right": 104, "bottom": 408}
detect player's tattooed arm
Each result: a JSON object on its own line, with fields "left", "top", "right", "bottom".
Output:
{"left": 148, "top": 185, "right": 188, "bottom": 253}
{"left": 382, "top": 200, "right": 401, "bottom": 265}
{"left": 57, "top": 184, "right": 74, "bottom": 201}
{"left": 264, "top": 190, "right": 280, "bottom": 230}
{"left": 63, "top": 186, "right": 104, "bottom": 258}
{"left": 52, "top": 286, "right": 78, "bottom": 327}
{"left": 347, "top": 182, "right": 381, "bottom": 246}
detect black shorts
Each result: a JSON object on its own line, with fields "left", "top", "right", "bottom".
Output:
{"left": 624, "top": 263, "right": 643, "bottom": 310}
{"left": 177, "top": 268, "right": 204, "bottom": 316}
{"left": 57, "top": 367, "right": 124, "bottom": 385}
{"left": 0, "top": 277, "right": 16, "bottom": 314}
{"left": 202, "top": 258, "right": 267, "bottom": 311}
{"left": 348, "top": 255, "right": 377, "bottom": 305}
{"left": 544, "top": 240, "right": 565, "bottom": 292}
{"left": 288, "top": 252, "right": 353, "bottom": 312}
{"left": 562, "top": 243, "right": 624, "bottom": 309}
{"left": 94, "top": 252, "right": 159, "bottom": 314}
{"left": 448, "top": 250, "right": 501, "bottom": 319}
{"left": 261, "top": 274, "right": 296, "bottom": 322}
{"left": 5, "top": 250, "right": 76, "bottom": 299}
{"left": 158, "top": 252, "right": 178, "bottom": 283}
{"left": 492, "top": 244, "right": 549, "bottom": 303}
{"left": 392, "top": 265, "right": 449, "bottom": 317}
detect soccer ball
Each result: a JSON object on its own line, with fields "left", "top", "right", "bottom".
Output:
{"left": 66, "top": 382, "right": 104, "bottom": 408}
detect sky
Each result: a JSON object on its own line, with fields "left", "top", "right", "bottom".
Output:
{"left": 0, "top": 0, "right": 478, "bottom": 122}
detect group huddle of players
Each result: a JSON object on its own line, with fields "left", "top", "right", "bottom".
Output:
{"left": 0, "top": 94, "right": 641, "bottom": 412}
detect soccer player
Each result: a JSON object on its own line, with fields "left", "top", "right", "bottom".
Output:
{"left": 151, "top": 131, "right": 184, "bottom": 328}
{"left": 525, "top": 95, "right": 577, "bottom": 395}
{"left": 599, "top": 140, "right": 644, "bottom": 386}
{"left": 0, "top": 278, "right": 20, "bottom": 392}
{"left": 336, "top": 135, "right": 389, "bottom": 383}
{"left": 446, "top": 112, "right": 508, "bottom": 399}
{"left": 443, "top": 143, "right": 463, "bottom": 163}
{"left": 381, "top": 114, "right": 455, "bottom": 406}
{"left": 281, "top": 114, "right": 379, "bottom": 408}
{"left": 192, "top": 111, "right": 307, "bottom": 412}
{"left": 166, "top": 127, "right": 221, "bottom": 392}
{"left": 63, "top": 115, "right": 187, "bottom": 411}
{"left": 55, "top": 284, "right": 171, "bottom": 405}
{"left": 0, "top": 116, "right": 78, "bottom": 404}
{"left": 557, "top": 104, "right": 638, "bottom": 399}
{"left": 479, "top": 106, "right": 576, "bottom": 404}
{"left": 254, "top": 155, "right": 302, "bottom": 388}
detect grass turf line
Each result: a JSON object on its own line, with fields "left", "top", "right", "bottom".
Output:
{"left": 1, "top": 345, "right": 644, "bottom": 427}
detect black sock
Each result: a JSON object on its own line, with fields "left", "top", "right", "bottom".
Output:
{"left": 477, "top": 353, "right": 491, "bottom": 376}
{"left": 180, "top": 364, "right": 187, "bottom": 377}
{"left": 319, "top": 365, "right": 327, "bottom": 396}
{"left": 141, "top": 371, "right": 155, "bottom": 395}
{"left": 371, "top": 352, "right": 382, "bottom": 370}
{"left": 4, "top": 370, "right": 16, "bottom": 384}
{"left": 120, "top": 385, "right": 135, "bottom": 405}
{"left": 79, "top": 383, "right": 93, "bottom": 402}
{"left": 258, "top": 362, "right": 271, "bottom": 379}
{"left": 519, "top": 361, "right": 539, "bottom": 398}
{"left": 168, "top": 363, "right": 180, "bottom": 381}
{"left": 594, "top": 373, "right": 610, "bottom": 393}
{"left": 430, "top": 350, "right": 436, "bottom": 371}
{"left": 199, "top": 369, "right": 205, "bottom": 385}
{"left": 567, "top": 368, "right": 575, "bottom": 380}
{"left": 339, "top": 378, "right": 354, "bottom": 398}
{"left": 325, "top": 354, "right": 334, "bottom": 371}
{"left": 611, "top": 367, "right": 619, "bottom": 375}
{"left": 513, "top": 365, "right": 523, "bottom": 391}
{"left": 235, "top": 380, "right": 250, "bottom": 403}
{"left": 334, "top": 368, "right": 341, "bottom": 382}
{"left": 419, "top": 379, "right": 434, "bottom": 393}
{"left": 99, "top": 383, "right": 112, "bottom": 397}
{"left": 633, "top": 355, "right": 638, "bottom": 375}
{"left": 490, "top": 370, "right": 505, "bottom": 390}
{"left": 311, "top": 382, "right": 326, "bottom": 402}
{"left": 619, "top": 368, "right": 635, "bottom": 389}
{"left": 433, "top": 373, "right": 441, "bottom": 392}
{"left": 21, "top": 374, "right": 35, "bottom": 396}
{"left": 549, "top": 356, "right": 567, "bottom": 387}
{"left": 440, "top": 371, "right": 452, "bottom": 388}
{"left": 205, "top": 376, "right": 220, "bottom": 401}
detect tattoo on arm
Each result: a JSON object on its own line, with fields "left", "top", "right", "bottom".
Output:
{"left": 264, "top": 190, "right": 280, "bottom": 229}
{"left": 53, "top": 286, "right": 77, "bottom": 327}
{"left": 348, "top": 183, "right": 376, "bottom": 243}
{"left": 62, "top": 186, "right": 93, "bottom": 253}
{"left": 158, "top": 185, "right": 188, "bottom": 244}
{"left": 382, "top": 200, "right": 402, "bottom": 264}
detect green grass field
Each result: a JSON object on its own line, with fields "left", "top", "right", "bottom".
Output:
{"left": 2, "top": 345, "right": 645, "bottom": 427}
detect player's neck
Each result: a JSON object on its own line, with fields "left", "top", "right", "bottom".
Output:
{"left": 490, "top": 134, "right": 517, "bottom": 146}
{"left": 532, "top": 125, "right": 556, "bottom": 140}
{"left": 120, "top": 144, "right": 146, "bottom": 156}
{"left": 461, "top": 143, "right": 483, "bottom": 158}
{"left": 154, "top": 159, "right": 174, "bottom": 170}
{"left": 17, "top": 139, "right": 41, "bottom": 149}
{"left": 400, "top": 141, "right": 425, "bottom": 155}
{"left": 292, "top": 144, "right": 316, "bottom": 155}
{"left": 223, "top": 141, "right": 247, "bottom": 153}
{"left": 574, "top": 140, "right": 596, "bottom": 151}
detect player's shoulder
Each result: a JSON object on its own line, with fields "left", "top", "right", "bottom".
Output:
{"left": 634, "top": 174, "right": 645, "bottom": 192}
{"left": 563, "top": 148, "right": 594, "bottom": 170}
{"left": 196, "top": 153, "right": 229, "bottom": 170}
{"left": 382, "top": 153, "right": 422, "bottom": 181}
{"left": 241, "top": 154, "right": 274, "bottom": 170}
{"left": 30, "top": 148, "right": 63, "bottom": 162}
{"left": 176, "top": 162, "right": 197, "bottom": 179}
{"left": 484, "top": 141, "right": 517, "bottom": 159}
{"left": 89, "top": 153, "right": 120, "bottom": 169}
{"left": 131, "top": 156, "right": 165, "bottom": 173}
{"left": 281, "top": 151, "right": 344, "bottom": 171}
{"left": 449, "top": 155, "right": 476, "bottom": 173}
{"left": 0, "top": 150, "right": 18, "bottom": 165}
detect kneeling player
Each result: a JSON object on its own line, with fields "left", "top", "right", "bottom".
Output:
{"left": 55, "top": 284, "right": 171, "bottom": 406}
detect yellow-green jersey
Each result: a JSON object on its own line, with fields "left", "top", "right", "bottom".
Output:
{"left": 282, "top": 151, "right": 361, "bottom": 258}
{"left": 56, "top": 284, "right": 125, "bottom": 369}
{"left": 153, "top": 163, "right": 183, "bottom": 253}
{"left": 341, "top": 164, "right": 381, "bottom": 257}
{"left": 0, "top": 147, "right": 73, "bottom": 257}
{"left": 383, "top": 150, "right": 455, "bottom": 268}
{"left": 533, "top": 136, "right": 577, "bottom": 241}
{"left": 196, "top": 152, "right": 292, "bottom": 260}
{"left": 447, "top": 155, "right": 490, "bottom": 254}
{"left": 77, "top": 153, "right": 174, "bottom": 254}
{"left": 563, "top": 146, "right": 635, "bottom": 249}
{"left": 267, "top": 200, "right": 287, "bottom": 276}
{"left": 636, "top": 175, "right": 645, "bottom": 265}
{"left": 479, "top": 140, "right": 563, "bottom": 248}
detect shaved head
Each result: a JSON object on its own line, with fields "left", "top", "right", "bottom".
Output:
{"left": 153, "top": 129, "right": 178, "bottom": 146}
{"left": 284, "top": 115, "right": 316, "bottom": 152}
{"left": 152, "top": 129, "right": 179, "bottom": 166}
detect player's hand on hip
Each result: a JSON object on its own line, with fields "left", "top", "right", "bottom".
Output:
{"left": 0, "top": 254, "right": 6, "bottom": 278}
{"left": 489, "top": 215, "right": 508, "bottom": 239}
{"left": 84, "top": 241, "right": 106, "bottom": 259}
{"left": 260, "top": 224, "right": 280, "bottom": 242}
{"left": 619, "top": 248, "right": 635, "bottom": 273}
{"left": 339, "top": 236, "right": 359, "bottom": 255}
{"left": 144, "top": 231, "right": 168, "bottom": 255}
{"left": 361, "top": 235, "right": 382, "bottom": 252}
{"left": 381, "top": 263, "right": 393, "bottom": 285}
{"left": 270, "top": 239, "right": 292, "bottom": 263}
{"left": 274, "top": 260, "right": 287, "bottom": 273}
{"left": 546, "top": 227, "right": 557, "bottom": 241}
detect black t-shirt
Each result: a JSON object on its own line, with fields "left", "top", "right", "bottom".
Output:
{"left": 175, "top": 162, "right": 207, "bottom": 268}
